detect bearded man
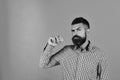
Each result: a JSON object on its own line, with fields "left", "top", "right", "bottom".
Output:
{"left": 39, "top": 17, "right": 108, "bottom": 80}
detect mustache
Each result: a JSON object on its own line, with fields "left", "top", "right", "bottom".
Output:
{"left": 72, "top": 35, "right": 83, "bottom": 39}
{"left": 72, "top": 34, "right": 86, "bottom": 47}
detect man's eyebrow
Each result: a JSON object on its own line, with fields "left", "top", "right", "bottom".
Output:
{"left": 78, "top": 26, "right": 81, "bottom": 28}
{"left": 72, "top": 26, "right": 81, "bottom": 30}
{"left": 73, "top": 26, "right": 81, "bottom": 29}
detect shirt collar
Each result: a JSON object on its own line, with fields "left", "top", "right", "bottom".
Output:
{"left": 73, "top": 40, "right": 92, "bottom": 52}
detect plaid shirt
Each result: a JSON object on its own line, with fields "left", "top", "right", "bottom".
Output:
{"left": 39, "top": 41, "right": 109, "bottom": 80}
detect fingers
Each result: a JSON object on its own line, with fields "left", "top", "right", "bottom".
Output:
{"left": 50, "top": 37, "right": 54, "bottom": 43}
{"left": 58, "top": 35, "right": 64, "bottom": 42}
{"left": 48, "top": 35, "right": 64, "bottom": 46}
{"left": 48, "top": 37, "right": 56, "bottom": 46}
{"left": 55, "top": 35, "right": 64, "bottom": 44}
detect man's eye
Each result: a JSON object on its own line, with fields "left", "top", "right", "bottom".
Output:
{"left": 77, "top": 28, "right": 81, "bottom": 31}
{"left": 71, "top": 30, "right": 75, "bottom": 32}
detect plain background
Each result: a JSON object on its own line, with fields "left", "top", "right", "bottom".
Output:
{"left": 0, "top": 0, "right": 120, "bottom": 80}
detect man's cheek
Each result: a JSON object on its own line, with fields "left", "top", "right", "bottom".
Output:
{"left": 77, "top": 33, "right": 85, "bottom": 38}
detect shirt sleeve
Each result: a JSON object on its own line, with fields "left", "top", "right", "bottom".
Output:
{"left": 97, "top": 52, "right": 109, "bottom": 80}
{"left": 39, "top": 43, "right": 66, "bottom": 69}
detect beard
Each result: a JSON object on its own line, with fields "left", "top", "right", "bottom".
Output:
{"left": 72, "top": 34, "right": 86, "bottom": 48}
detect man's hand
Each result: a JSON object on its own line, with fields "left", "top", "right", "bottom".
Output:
{"left": 48, "top": 35, "right": 64, "bottom": 47}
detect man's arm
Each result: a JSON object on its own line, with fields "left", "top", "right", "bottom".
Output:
{"left": 39, "top": 44, "right": 59, "bottom": 68}
{"left": 39, "top": 36, "right": 64, "bottom": 69}
{"left": 96, "top": 52, "right": 109, "bottom": 80}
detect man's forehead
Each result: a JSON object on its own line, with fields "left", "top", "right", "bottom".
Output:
{"left": 71, "top": 23, "right": 84, "bottom": 29}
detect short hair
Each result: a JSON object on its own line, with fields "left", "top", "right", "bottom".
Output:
{"left": 71, "top": 17, "right": 90, "bottom": 29}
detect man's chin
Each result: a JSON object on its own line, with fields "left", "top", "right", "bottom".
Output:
{"left": 74, "top": 43, "right": 83, "bottom": 47}
{"left": 73, "top": 39, "right": 86, "bottom": 48}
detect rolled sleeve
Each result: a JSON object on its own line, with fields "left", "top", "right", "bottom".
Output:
{"left": 39, "top": 44, "right": 66, "bottom": 69}
{"left": 39, "top": 44, "right": 56, "bottom": 68}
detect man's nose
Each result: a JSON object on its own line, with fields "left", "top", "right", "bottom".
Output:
{"left": 73, "top": 30, "right": 78, "bottom": 35}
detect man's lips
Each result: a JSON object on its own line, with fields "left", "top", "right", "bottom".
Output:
{"left": 74, "top": 37, "right": 79, "bottom": 39}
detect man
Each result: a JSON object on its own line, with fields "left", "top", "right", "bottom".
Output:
{"left": 39, "top": 17, "right": 108, "bottom": 80}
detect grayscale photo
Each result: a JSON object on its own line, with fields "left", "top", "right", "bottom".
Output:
{"left": 0, "top": 0, "right": 120, "bottom": 80}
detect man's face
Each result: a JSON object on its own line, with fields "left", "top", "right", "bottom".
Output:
{"left": 71, "top": 23, "right": 87, "bottom": 47}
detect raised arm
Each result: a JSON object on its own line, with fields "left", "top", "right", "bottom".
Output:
{"left": 39, "top": 36, "right": 64, "bottom": 69}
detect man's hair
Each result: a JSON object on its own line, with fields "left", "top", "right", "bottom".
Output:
{"left": 71, "top": 17, "right": 90, "bottom": 29}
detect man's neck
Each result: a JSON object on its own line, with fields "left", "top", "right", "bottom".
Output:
{"left": 74, "top": 39, "right": 89, "bottom": 50}
{"left": 81, "top": 39, "right": 89, "bottom": 49}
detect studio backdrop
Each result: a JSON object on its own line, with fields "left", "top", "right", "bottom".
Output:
{"left": 0, "top": 0, "right": 120, "bottom": 80}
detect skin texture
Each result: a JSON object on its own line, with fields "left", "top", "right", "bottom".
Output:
{"left": 71, "top": 23, "right": 90, "bottom": 49}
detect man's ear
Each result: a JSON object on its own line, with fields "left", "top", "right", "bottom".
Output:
{"left": 86, "top": 29, "right": 90, "bottom": 34}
